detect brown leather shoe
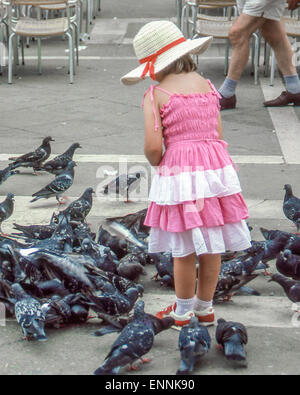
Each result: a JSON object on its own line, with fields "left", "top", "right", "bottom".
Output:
{"left": 220, "top": 94, "right": 236, "bottom": 110}
{"left": 263, "top": 91, "right": 300, "bottom": 107}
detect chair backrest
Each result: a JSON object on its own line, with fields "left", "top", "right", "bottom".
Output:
{"left": 194, "top": 0, "right": 236, "bottom": 6}
{"left": 11, "top": 0, "right": 68, "bottom": 5}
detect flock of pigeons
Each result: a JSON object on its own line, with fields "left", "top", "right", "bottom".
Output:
{"left": 0, "top": 136, "right": 300, "bottom": 375}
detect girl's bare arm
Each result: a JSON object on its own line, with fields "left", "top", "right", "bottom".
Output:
{"left": 143, "top": 93, "right": 163, "bottom": 166}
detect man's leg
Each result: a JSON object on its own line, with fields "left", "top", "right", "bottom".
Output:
{"left": 261, "top": 19, "right": 300, "bottom": 106}
{"left": 219, "top": 14, "right": 266, "bottom": 109}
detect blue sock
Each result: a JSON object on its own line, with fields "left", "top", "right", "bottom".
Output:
{"left": 284, "top": 74, "right": 300, "bottom": 94}
{"left": 219, "top": 77, "right": 238, "bottom": 98}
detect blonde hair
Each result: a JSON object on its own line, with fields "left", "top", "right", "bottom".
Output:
{"left": 156, "top": 54, "right": 197, "bottom": 80}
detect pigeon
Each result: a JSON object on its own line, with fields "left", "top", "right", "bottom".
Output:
{"left": 12, "top": 222, "right": 57, "bottom": 240}
{"left": 269, "top": 273, "right": 300, "bottom": 304}
{"left": 108, "top": 221, "right": 147, "bottom": 250}
{"left": 94, "top": 314, "right": 174, "bottom": 337}
{"left": 276, "top": 250, "right": 300, "bottom": 281}
{"left": 105, "top": 208, "right": 149, "bottom": 237}
{"left": 216, "top": 318, "right": 248, "bottom": 364}
{"left": 97, "top": 226, "right": 127, "bottom": 259}
{"left": 26, "top": 249, "right": 94, "bottom": 290}
{"left": 87, "top": 286, "right": 140, "bottom": 316}
{"left": 9, "top": 136, "right": 54, "bottom": 173}
{"left": 30, "top": 161, "right": 76, "bottom": 204}
{"left": 12, "top": 283, "right": 48, "bottom": 341}
{"left": 56, "top": 187, "right": 94, "bottom": 223}
{"left": 246, "top": 233, "right": 290, "bottom": 264}
{"left": 80, "top": 238, "right": 119, "bottom": 273}
{"left": 153, "top": 252, "right": 174, "bottom": 287}
{"left": 0, "top": 193, "right": 15, "bottom": 235}
{"left": 94, "top": 300, "right": 155, "bottom": 375}
{"left": 41, "top": 143, "right": 82, "bottom": 175}
{"left": 260, "top": 227, "right": 292, "bottom": 241}
{"left": 0, "top": 165, "right": 20, "bottom": 186}
{"left": 176, "top": 317, "right": 211, "bottom": 375}
{"left": 117, "top": 254, "right": 146, "bottom": 281}
{"left": 103, "top": 172, "right": 145, "bottom": 202}
{"left": 283, "top": 184, "right": 300, "bottom": 231}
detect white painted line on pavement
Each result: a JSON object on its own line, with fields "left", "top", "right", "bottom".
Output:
{"left": 260, "top": 77, "right": 300, "bottom": 165}
{"left": 18, "top": 55, "right": 227, "bottom": 61}
{"left": 0, "top": 153, "right": 284, "bottom": 164}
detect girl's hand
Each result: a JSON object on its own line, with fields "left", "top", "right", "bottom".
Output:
{"left": 143, "top": 92, "right": 163, "bottom": 167}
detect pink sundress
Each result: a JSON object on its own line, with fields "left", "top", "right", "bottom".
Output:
{"left": 143, "top": 79, "right": 251, "bottom": 257}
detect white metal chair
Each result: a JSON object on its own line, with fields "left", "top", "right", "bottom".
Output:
{"left": 5, "top": 0, "right": 75, "bottom": 84}
{"left": 39, "top": 0, "right": 80, "bottom": 66}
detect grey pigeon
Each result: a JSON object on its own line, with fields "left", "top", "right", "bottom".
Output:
{"left": 0, "top": 166, "right": 20, "bottom": 186}
{"left": 176, "top": 317, "right": 211, "bottom": 375}
{"left": 283, "top": 184, "right": 300, "bottom": 231}
{"left": 12, "top": 283, "right": 48, "bottom": 341}
{"left": 216, "top": 318, "right": 248, "bottom": 363}
{"left": 30, "top": 161, "right": 76, "bottom": 204}
{"left": 260, "top": 227, "right": 292, "bottom": 241}
{"left": 41, "top": 142, "right": 81, "bottom": 175}
{"left": 87, "top": 286, "right": 140, "bottom": 315}
{"left": 57, "top": 187, "right": 94, "bottom": 222}
{"left": 117, "top": 254, "right": 146, "bottom": 281}
{"left": 269, "top": 273, "right": 300, "bottom": 304}
{"left": 9, "top": 136, "right": 54, "bottom": 173}
{"left": 276, "top": 249, "right": 300, "bottom": 281}
{"left": 94, "top": 300, "right": 155, "bottom": 375}
{"left": 103, "top": 172, "right": 145, "bottom": 202}
{"left": 0, "top": 193, "right": 15, "bottom": 235}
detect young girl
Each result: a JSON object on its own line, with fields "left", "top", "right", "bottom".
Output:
{"left": 121, "top": 21, "right": 251, "bottom": 327}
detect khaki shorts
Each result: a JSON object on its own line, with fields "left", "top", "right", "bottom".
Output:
{"left": 237, "top": 0, "right": 285, "bottom": 21}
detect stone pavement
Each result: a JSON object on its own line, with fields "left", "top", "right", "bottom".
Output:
{"left": 0, "top": 0, "right": 300, "bottom": 376}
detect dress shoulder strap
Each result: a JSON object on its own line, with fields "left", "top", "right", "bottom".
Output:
{"left": 206, "top": 79, "right": 222, "bottom": 99}
{"left": 142, "top": 85, "right": 166, "bottom": 131}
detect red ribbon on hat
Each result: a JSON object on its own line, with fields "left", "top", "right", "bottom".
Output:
{"left": 139, "top": 37, "right": 186, "bottom": 81}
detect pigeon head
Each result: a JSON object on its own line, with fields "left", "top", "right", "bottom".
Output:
{"left": 81, "top": 238, "right": 91, "bottom": 252}
{"left": 6, "top": 193, "right": 15, "bottom": 201}
{"left": 283, "top": 249, "right": 293, "bottom": 260}
{"left": 84, "top": 187, "right": 95, "bottom": 196}
{"left": 189, "top": 316, "right": 199, "bottom": 328}
{"left": 12, "top": 283, "right": 27, "bottom": 300}
{"left": 284, "top": 184, "right": 293, "bottom": 194}
{"left": 43, "top": 136, "right": 55, "bottom": 144}
{"left": 71, "top": 143, "right": 82, "bottom": 150}
{"left": 133, "top": 300, "right": 145, "bottom": 318}
{"left": 125, "top": 287, "right": 140, "bottom": 304}
{"left": 136, "top": 283, "right": 144, "bottom": 297}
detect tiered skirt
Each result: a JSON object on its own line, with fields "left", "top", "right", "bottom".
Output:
{"left": 144, "top": 139, "right": 252, "bottom": 257}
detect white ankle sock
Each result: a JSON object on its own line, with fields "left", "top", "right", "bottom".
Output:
{"left": 193, "top": 297, "right": 212, "bottom": 312}
{"left": 175, "top": 297, "right": 195, "bottom": 315}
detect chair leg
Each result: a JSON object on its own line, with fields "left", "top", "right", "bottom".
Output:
{"left": 253, "top": 33, "right": 259, "bottom": 85}
{"left": 21, "top": 36, "right": 25, "bottom": 65}
{"left": 180, "top": 4, "right": 187, "bottom": 35}
{"left": 37, "top": 38, "right": 42, "bottom": 74}
{"left": 8, "top": 32, "right": 15, "bottom": 84}
{"left": 70, "top": 24, "right": 76, "bottom": 74}
{"left": 224, "top": 39, "right": 230, "bottom": 76}
{"left": 264, "top": 42, "right": 271, "bottom": 77}
{"left": 66, "top": 31, "right": 73, "bottom": 84}
{"left": 270, "top": 49, "right": 276, "bottom": 86}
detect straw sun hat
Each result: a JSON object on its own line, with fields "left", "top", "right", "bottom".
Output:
{"left": 121, "top": 20, "right": 213, "bottom": 85}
